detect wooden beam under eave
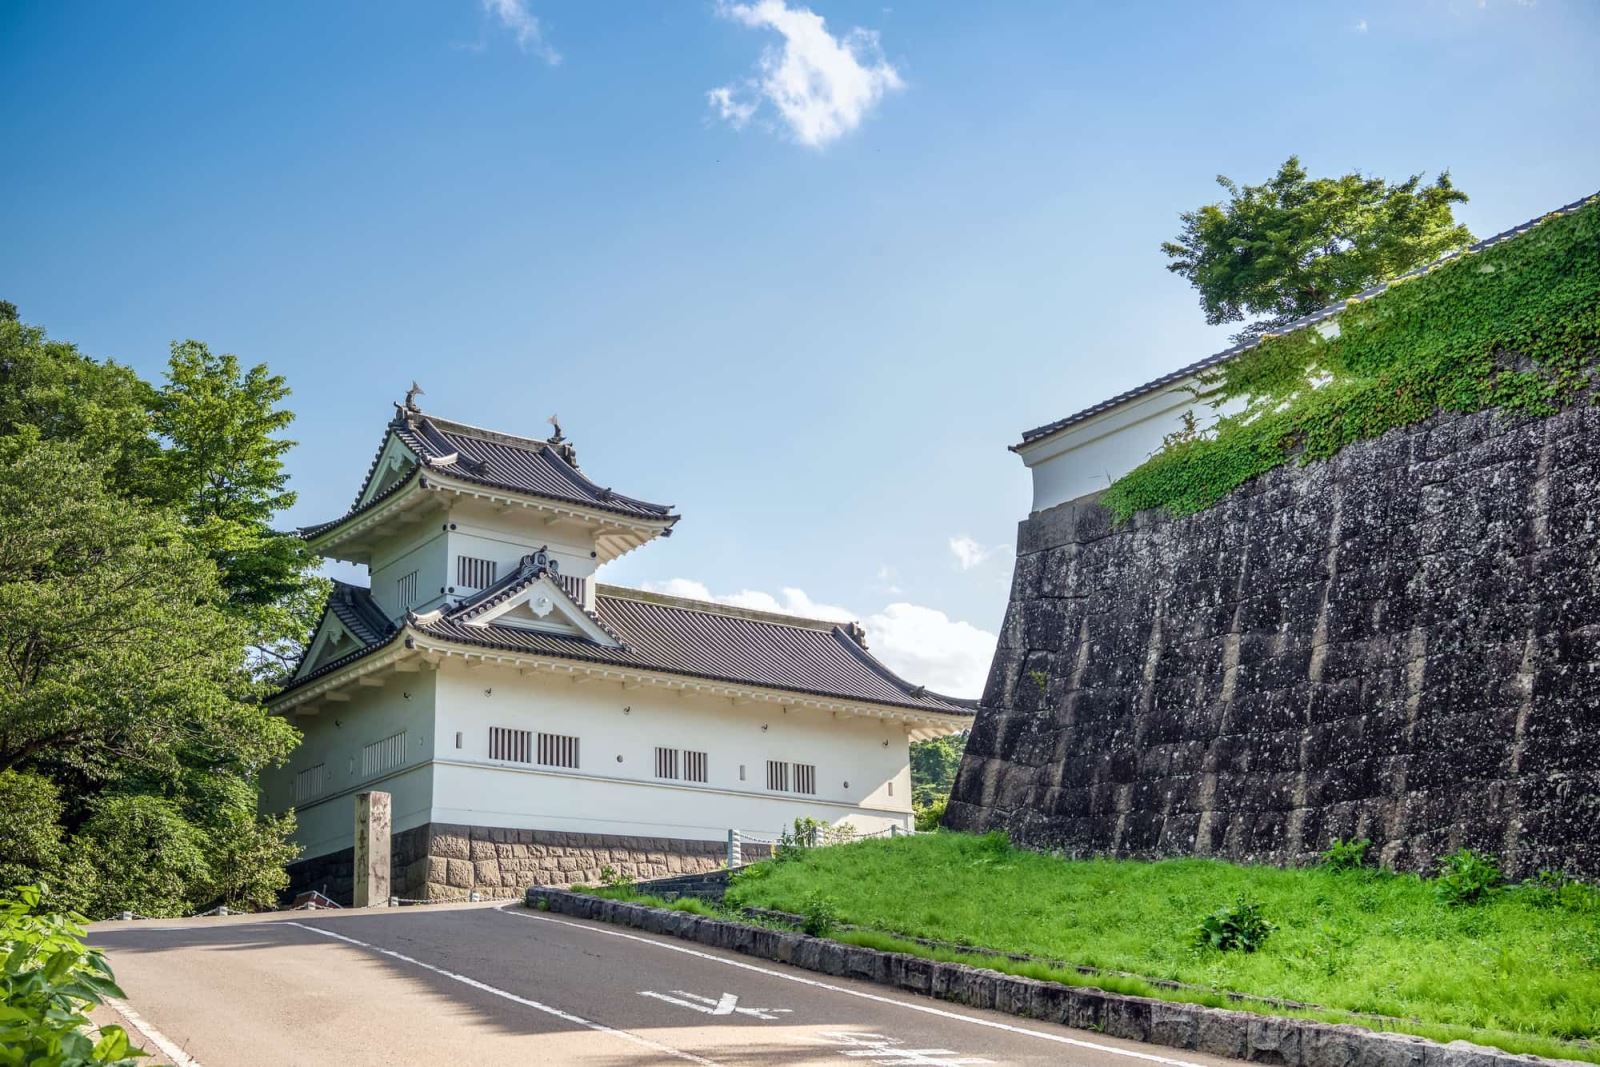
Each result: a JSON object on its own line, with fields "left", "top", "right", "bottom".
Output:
{"left": 322, "top": 690, "right": 351, "bottom": 703}
{"left": 357, "top": 675, "right": 386, "bottom": 688}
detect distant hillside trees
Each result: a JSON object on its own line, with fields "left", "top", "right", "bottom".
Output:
{"left": 1162, "top": 157, "right": 1474, "bottom": 343}
{"left": 0, "top": 301, "right": 322, "bottom": 916}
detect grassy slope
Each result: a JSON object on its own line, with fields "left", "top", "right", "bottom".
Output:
{"left": 722, "top": 833, "right": 1600, "bottom": 1060}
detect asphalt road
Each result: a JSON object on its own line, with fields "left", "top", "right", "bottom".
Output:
{"left": 91, "top": 902, "right": 1249, "bottom": 1067}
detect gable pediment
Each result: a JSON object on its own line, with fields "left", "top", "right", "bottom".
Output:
{"left": 356, "top": 432, "right": 420, "bottom": 508}
{"left": 296, "top": 613, "right": 368, "bottom": 678}
{"left": 460, "top": 573, "right": 620, "bottom": 647}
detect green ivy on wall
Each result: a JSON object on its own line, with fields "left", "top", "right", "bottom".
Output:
{"left": 1102, "top": 196, "right": 1600, "bottom": 522}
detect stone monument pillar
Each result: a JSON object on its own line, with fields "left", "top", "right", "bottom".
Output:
{"left": 353, "top": 791, "right": 391, "bottom": 907}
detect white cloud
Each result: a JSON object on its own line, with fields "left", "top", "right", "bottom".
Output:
{"left": 707, "top": 86, "right": 758, "bottom": 129}
{"left": 1354, "top": 18, "right": 1369, "bottom": 32}
{"left": 710, "top": 0, "right": 903, "bottom": 148}
{"left": 862, "top": 602, "right": 997, "bottom": 697}
{"left": 483, "top": 0, "right": 560, "bottom": 64}
{"left": 949, "top": 534, "right": 1009, "bottom": 571}
{"left": 637, "top": 578, "right": 996, "bottom": 697}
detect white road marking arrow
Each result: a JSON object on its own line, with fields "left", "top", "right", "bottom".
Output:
{"left": 638, "top": 989, "right": 793, "bottom": 1021}
{"left": 817, "top": 1031, "right": 994, "bottom": 1065}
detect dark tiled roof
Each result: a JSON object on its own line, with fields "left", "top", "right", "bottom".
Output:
{"left": 393, "top": 412, "right": 676, "bottom": 522}
{"left": 279, "top": 583, "right": 973, "bottom": 716}
{"left": 1016, "top": 189, "right": 1600, "bottom": 450}
{"left": 327, "top": 580, "right": 395, "bottom": 645}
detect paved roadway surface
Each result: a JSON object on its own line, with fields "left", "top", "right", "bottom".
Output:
{"left": 91, "top": 902, "right": 1250, "bottom": 1067}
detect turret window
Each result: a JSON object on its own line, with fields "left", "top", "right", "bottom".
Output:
{"left": 457, "top": 556, "right": 497, "bottom": 589}
{"left": 396, "top": 570, "right": 419, "bottom": 608}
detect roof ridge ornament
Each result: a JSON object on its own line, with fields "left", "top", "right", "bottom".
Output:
{"left": 844, "top": 621, "right": 869, "bottom": 648}
{"left": 547, "top": 413, "right": 580, "bottom": 468}
{"left": 403, "top": 381, "right": 424, "bottom": 413}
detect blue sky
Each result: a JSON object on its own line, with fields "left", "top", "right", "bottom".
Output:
{"left": 4, "top": 1, "right": 1597, "bottom": 694}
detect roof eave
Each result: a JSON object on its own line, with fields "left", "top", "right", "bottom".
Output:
{"left": 407, "top": 627, "right": 974, "bottom": 725}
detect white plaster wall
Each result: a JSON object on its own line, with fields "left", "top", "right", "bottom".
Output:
{"left": 430, "top": 662, "right": 915, "bottom": 841}
{"left": 1018, "top": 379, "right": 1246, "bottom": 514}
{"left": 370, "top": 525, "right": 449, "bottom": 619}
{"left": 263, "top": 671, "right": 438, "bottom": 860}
{"left": 445, "top": 500, "right": 600, "bottom": 606}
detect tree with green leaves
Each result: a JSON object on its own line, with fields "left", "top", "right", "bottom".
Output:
{"left": 1162, "top": 156, "right": 1474, "bottom": 343}
{"left": 0, "top": 304, "right": 315, "bottom": 915}
{"left": 910, "top": 732, "right": 968, "bottom": 811}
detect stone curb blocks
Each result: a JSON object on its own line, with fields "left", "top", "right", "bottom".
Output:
{"left": 524, "top": 887, "right": 1583, "bottom": 1067}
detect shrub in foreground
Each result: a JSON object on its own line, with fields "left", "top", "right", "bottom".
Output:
{"left": 0, "top": 884, "right": 144, "bottom": 1065}
{"left": 1434, "top": 849, "right": 1503, "bottom": 907}
{"left": 1193, "top": 894, "right": 1274, "bottom": 953}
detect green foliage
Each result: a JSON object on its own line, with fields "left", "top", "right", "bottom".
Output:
{"left": 0, "top": 884, "right": 145, "bottom": 1065}
{"left": 1162, "top": 156, "right": 1472, "bottom": 343}
{"left": 0, "top": 773, "right": 67, "bottom": 894}
{"left": 727, "top": 832, "right": 1600, "bottom": 1058}
{"left": 74, "top": 796, "right": 211, "bottom": 920}
{"left": 0, "top": 307, "right": 308, "bottom": 917}
{"left": 597, "top": 865, "right": 633, "bottom": 893}
{"left": 1321, "top": 838, "right": 1371, "bottom": 873}
{"left": 1193, "top": 895, "right": 1275, "bottom": 953}
{"left": 910, "top": 733, "right": 967, "bottom": 811}
{"left": 1109, "top": 197, "right": 1600, "bottom": 521}
{"left": 1434, "top": 849, "right": 1504, "bottom": 907}
{"left": 914, "top": 796, "right": 948, "bottom": 833}
{"left": 799, "top": 892, "right": 839, "bottom": 937}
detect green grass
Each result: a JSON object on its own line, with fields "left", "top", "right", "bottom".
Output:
{"left": 721, "top": 833, "right": 1600, "bottom": 1062}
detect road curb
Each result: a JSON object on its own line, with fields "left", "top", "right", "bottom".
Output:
{"left": 524, "top": 887, "right": 1582, "bottom": 1067}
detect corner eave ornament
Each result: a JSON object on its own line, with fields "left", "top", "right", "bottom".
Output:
{"left": 403, "top": 381, "right": 425, "bottom": 413}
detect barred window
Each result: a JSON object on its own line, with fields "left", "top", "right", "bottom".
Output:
{"left": 766, "top": 760, "right": 788, "bottom": 792}
{"left": 361, "top": 731, "right": 406, "bottom": 777}
{"left": 490, "top": 726, "right": 533, "bottom": 763}
{"left": 793, "top": 763, "right": 816, "bottom": 795}
{"left": 456, "top": 555, "right": 497, "bottom": 589}
{"left": 537, "top": 732, "right": 579, "bottom": 769}
{"left": 654, "top": 746, "right": 679, "bottom": 780}
{"left": 396, "top": 570, "right": 419, "bottom": 608}
{"left": 293, "top": 764, "right": 327, "bottom": 804}
{"left": 683, "top": 750, "right": 708, "bottom": 784}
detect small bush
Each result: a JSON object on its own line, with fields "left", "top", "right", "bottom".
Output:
{"left": 1434, "top": 849, "right": 1503, "bottom": 907}
{"left": 597, "top": 865, "right": 635, "bottom": 893}
{"left": 0, "top": 884, "right": 144, "bottom": 1065}
{"left": 800, "top": 892, "right": 839, "bottom": 937}
{"left": 914, "top": 797, "right": 948, "bottom": 833}
{"left": 1194, "top": 895, "right": 1274, "bottom": 953}
{"left": 1321, "top": 837, "right": 1371, "bottom": 872}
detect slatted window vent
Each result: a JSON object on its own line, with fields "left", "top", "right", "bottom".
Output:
{"left": 490, "top": 726, "right": 533, "bottom": 764}
{"left": 766, "top": 760, "right": 789, "bottom": 793}
{"left": 361, "top": 731, "right": 406, "bottom": 778}
{"left": 766, "top": 760, "right": 816, "bottom": 794}
{"left": 456, "top": 555, "right": 498, "bottom": 589}
{"left": 655, "top": 746, "right": 679, "bottom": 780}
{"left": 396, "top": 570, "right": 419, "bottom": 608}
{"left": 293, "top": 764, "right": 327, "bottom": 804}
{"left": 558, "top": 574, "right": 587, "bottom": 603}
{"left": 537, "top": 732, "right": 580, "bottom": 769}
{"left": 684, "top": 750, "right": 708, "bottom": 784}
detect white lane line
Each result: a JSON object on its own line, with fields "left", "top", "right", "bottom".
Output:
{"left": 498, "top": 906, "right": 1213, "bottom": 1067}
{"left": 283, "top": 921, "right": 721, "bottom": 1066}
{"left": 104, "top": 996, "right": 205, "bottom": 1067}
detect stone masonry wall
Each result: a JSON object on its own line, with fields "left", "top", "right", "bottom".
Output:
{"left": 946, "top": 405, "right": 1600, "bottom": 878}
{"left": 283, "top": 824, "right": 761, "bottom": 904}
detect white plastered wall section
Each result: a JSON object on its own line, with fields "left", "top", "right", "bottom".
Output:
{"left": 262, "top": 671, "right": 438, "bottom": 861}
{"left": 1017, "top": 378, "right": 1247, "bottom": 514}
{"left": 369, "top": 523, "right": 449, "bottom": 620}
{"left": 444, "top": 501, "right": 603, "bottom": 610}
{"left": 430, "top": 662, "right": 915, "bottom": 842}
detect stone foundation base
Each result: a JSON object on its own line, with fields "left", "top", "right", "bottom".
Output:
{"left": 285, "top": 823, "right": 766, "bottom": 905}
